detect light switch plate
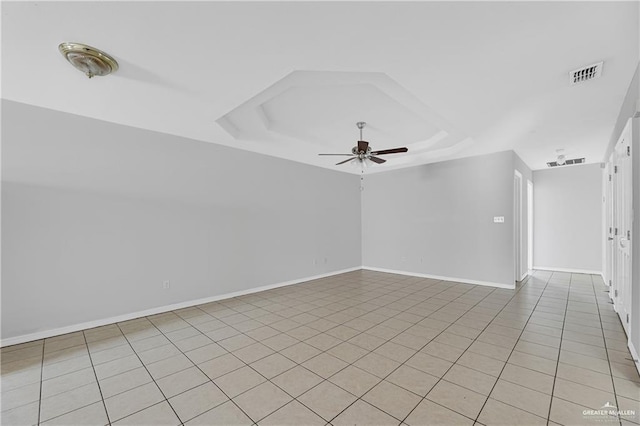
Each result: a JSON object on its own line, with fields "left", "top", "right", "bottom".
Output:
{"left": 493, "top": 216, "right": 505, "bottom": 223}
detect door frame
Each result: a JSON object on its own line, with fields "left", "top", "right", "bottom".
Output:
{"left": 605, "top": 157, "right": 614, "bottom": 296}
{"left": 614, "top": 119, "right": 633, "bottom": 336}
{"left": 514, "top": 170, "right": 523, "bottom": 282}
{"left": 527, "top": 179, "right": 533, "bottom": 274}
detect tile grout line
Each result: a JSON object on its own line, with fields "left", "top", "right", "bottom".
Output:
{"left": 113, "top": 322, "right": 185, "bottom": 426}
{"left": 77, "top": 331, "right": 111, "bottom": 426}
{"left": 589, "top": 274, "right": 623, "bottom": 426}
{"left": 315, "top": 279, "right": 498, "bottom": 424}
{"left": 35, "top": 336, "right": 101, "bottom": 425}
{"left": 291, "top": 281, "right": 493, "bottom": 423}
{"left": 83, "top": 281, "right": 368, "bottom": 424}
{"left": 165, "top": 276, "right": 487, "bottom": 424}
{"left": 152, "top": 275, "right": 534, "bottom": 424}
{"left": 267, "top": 276, "right": 506, "bottom": 424}
{"left": 132, "top": 317, "right": 261, "bottom": 425}
{"left": 36, "top": 340, "right": 45, "bottom": 426}
{"left": 398, "top": 281, "right": 526, "bottom": 425}
{"left": 164, "top": 276, "right": 461, "bottom": 424}
{"left": 467, "top": 272, "right": 555, "bottom": 425}
{"left": 402, "top": 272, "right": 551, "bottom": 425}
{"left": 544, "top": 273, "right": 572, "bottom": 426}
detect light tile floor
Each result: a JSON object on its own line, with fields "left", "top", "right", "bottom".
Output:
{"left": 2, "top": 270, "right": 639, "bottom": 425}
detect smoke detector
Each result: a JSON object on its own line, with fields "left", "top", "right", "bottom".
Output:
{"left": 59, "top": 42, "right": 119, "bottom": 78}
{"left": 569, "top": 62, "right": 603, "bottom": 85}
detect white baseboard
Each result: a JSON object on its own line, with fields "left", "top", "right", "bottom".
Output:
{"left": 0, "top": 266, "right": 361, "bottom": 348}
{"left": 362, "top": 266, "right": 515, "bottom": 289}
{"left": 519, "top": 272, "right": 528, "bottom": 281}
{"left": 628, "top": 340, "right": 640, "bottom": 377}
{"left": 533, "top": 266, "right": 603, "bottom": 275}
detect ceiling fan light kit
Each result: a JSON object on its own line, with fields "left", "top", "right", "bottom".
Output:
{"left": 59, "top": 42, "right": 119, "bottom": 78}
{"left": 319, "top": 122, "right": 408, "bottom": 166}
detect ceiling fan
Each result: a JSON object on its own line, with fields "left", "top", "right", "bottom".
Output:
{"left": 319, "top": 122, "right": 408, "bottom": 165}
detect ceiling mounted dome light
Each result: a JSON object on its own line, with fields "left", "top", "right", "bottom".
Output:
{"left": 58, "top": 42, "right": 118, "bottom": 78}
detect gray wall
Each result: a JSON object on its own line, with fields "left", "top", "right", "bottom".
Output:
{"left": 533, "top": 164, "right": 603, "bottom": 272}
{"left": 362, "top": 151, "right": 517, "bottom": 287}
{"left": 1, "top": 101, "right": 362, "bottom": 340}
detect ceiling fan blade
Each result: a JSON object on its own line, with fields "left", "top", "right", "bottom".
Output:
{"left": 357, "top": 140, "right": 369, "bottom": 153}
{"left": 318, "top": 153, "right": 353, "bottom": 156}
{"left": 371, "top": 147, "right": 408, "bottom": 155}
{"left": 369, "top": 156, "right": 386, "bottom": 164}
{"left": 335, "top": 157, "right": 356, "bottom": 165}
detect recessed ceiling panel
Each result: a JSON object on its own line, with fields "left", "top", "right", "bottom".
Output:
{"left": 216, "top": 70, "right": 469, "bottom": 171}
{"left": 262, "top": 84, "right": 441, "bottom": 149}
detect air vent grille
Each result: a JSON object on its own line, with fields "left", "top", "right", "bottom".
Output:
{"left": 547, "top": 158, "right": 585, "bottom": 167}
{"left": 569, "top": 62, "right": 603, "bottom": 85}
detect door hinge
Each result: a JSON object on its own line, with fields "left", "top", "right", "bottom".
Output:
{"left": 627, "top": 313, "right": 630, "bottom": 323}
{"left": 615, "top": 228, "right": 619, "bottom": 235}
{"left": 609, "top": 227, "right": 612, "bottom": 234}
{"left": 609, "top": 174, "right": 612, "bottom": 181}
{"left": 628, "top": 230, "right": 631, "bottom": 240}
{"left": 614, "top": 166, "right": 618, "bottom": 173}
{"left": 615, "top": 289, "right": 618, "bottom": 297}
{"left": 628, "top": 146, "right": 631, "bottom": 156}
{"left": 609, "top": 279, "right": 612, "bottom": 286}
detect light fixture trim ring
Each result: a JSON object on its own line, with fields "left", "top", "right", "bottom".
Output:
{"left": 58, "top": 42, "right": 119, "bottom": 77}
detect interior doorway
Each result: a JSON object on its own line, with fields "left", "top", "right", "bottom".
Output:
{"left": 514, "top": 170, "right": 523, "bottom": 282}
{"left": 527, "top": 180, "right": 533, "bottom": 274}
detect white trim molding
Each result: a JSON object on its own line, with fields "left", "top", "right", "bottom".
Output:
{"left": 628, "top": 340, "right": 640, "bottom": 377}
{"left": 533, "top": 266, "right": 603, "bottom": 275}
{"left": 362, "top": 266, "right": 515, "bottom": 289}
{"left": 0, "top": 266, "right": 361, "bottom": 348}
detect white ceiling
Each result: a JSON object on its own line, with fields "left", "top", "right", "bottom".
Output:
{"left": 2, "top": 1, "right": 638, "bottom": 174}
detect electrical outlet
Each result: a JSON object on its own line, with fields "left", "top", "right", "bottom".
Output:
{"left": 163, "top": 280, "right": 170, "bottom": 289}
{"left": 493, "top": 216, "right": 505, "bottom": 223}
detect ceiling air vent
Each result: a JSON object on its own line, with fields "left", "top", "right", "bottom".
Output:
{"left": 569, "top": 62, "right": 603, "bottom": 85}
{"left": 547, "top": 158, "right": 585, "bottom": 167}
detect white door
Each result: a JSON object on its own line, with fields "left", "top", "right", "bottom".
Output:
{"left": 614, "top": 119, "right": 633, "bottom": 335}
{"left": 605, "top": 158, "right": 614, "bottom": 296}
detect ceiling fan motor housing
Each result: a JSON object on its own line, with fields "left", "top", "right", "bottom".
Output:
{"left": 352, "top": 145, "right": 372, "bottom": 157}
